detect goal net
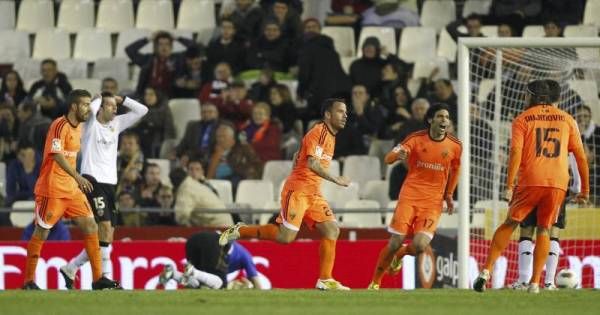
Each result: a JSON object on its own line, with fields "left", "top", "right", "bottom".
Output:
{"left": 457, "top": 38, "right": 600, "bottom": 289}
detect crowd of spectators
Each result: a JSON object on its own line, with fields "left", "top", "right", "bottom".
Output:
{"left": 0, "top": 0, "right": 598, "bottom": 228}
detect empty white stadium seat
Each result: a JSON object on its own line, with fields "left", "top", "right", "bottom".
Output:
{"left": 481, "top": 25, "right": 499, "bottom": 37}
{"left": 412, "top": 58, "right": 450, "bottom": 80}
{"left": 564, "top": 25, "right": 599, "bottom": 60}
{"left": 177, "top": 0, "right": 216, "bottom": 33}
{"left": 262, "top": 160, "right": 294, "bottom": 199}
{"left": 462, "top": 0, "right": 492, "bottom": 17}
{"left": 74, "top": 29, "right": 113, "bottom": 62}
{"left": 342, "top": 155, "right": 381, "bottom": 196}
{"left": 97, "top": 0, "right": 134, "bottom": 32}
{"left": 92, "top": 58, "right": 130, "bottom": 87}
{"left": 406, "top": 78, "right": 422, "bottom": 97}
{"left": 0, "top": 30, "right": 30, "bottom": 63}
{"left": 258, "top": 200, "right": 280, "bottom": 225}
{"left": 362, "top": 180, "right": 391, "bottom": 208}
{"left": 522, "top": 25, "right": 544, "bottom": 38}
{"left": 358, "top": 27, "right": 396, "bottom": 56}
{"left": 399, "top": 27, "right": 436, "bottom": 62}
{"left": 136, "top": 0, "right": 175, "bottom": 31}
{"left": 168, "top": 98, "right": 201, "bottom": 141}
{"left": 420, "top": 0, "right": 456, "bottom": 32}
{"left": 385, "top": 200, "right": 397, "bottom": 225}
{"left": 322, "top": 26, "right": 356, "bottom": 57}
{"left": 172, "top": 30, "right": 195, "bottom": 53}
{"left": 340, "top": 56, "right": 355, "bottom": 74}
{"left": 321, "top": 181, "right": 359, "bottom": 209}
{"left": 17, "top": 0, "right": 54, "bottom": 32}
{"left": 329, "top": 159, "right": 341, "bottom": 178}
{"left": 207, "top": 179, "right": 234, "bottom": 205}
{"left": 0, "top": 1, "right": 16, "bottom": 30}
{"left": 58, "top": 0, "right": 95, "bottom": 32}
{"left": 437, "top": 28, "right": 457, "bottom": 62}
{"left": 70, "top": 79, "right": 102, "bottom": 94}
{"left": 584, "top": 0, "right": 600, "bottom": 28}
{"left": 33, "top": 30, "right": 71, "bottom": 60}
{"left": 12, "top": 59, "right": 40, "bottom": 83}
{"left": 146, "top": 158, "right": 172, "bottom": 186}
{"left": 115, "top": 29, "right": 153, "bottom": 57}
{"left": 57, "top": 59, "right": 88, "bottom": 79}
{"left": 236, "top": 180, "right": 275, "bottom": 222}
{"left": 10, "top": 201, "right": 36, "bottom": 228}
{"left": 341, "top": 199, "right": 382, "bottom": 228}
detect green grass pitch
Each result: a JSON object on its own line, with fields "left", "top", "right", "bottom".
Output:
{"left": 1, "top": 289, "right": 599, "bottom": 315}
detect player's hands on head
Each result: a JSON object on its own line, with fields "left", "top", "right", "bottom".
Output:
{"left": 334, "top": 176, "right": 351, "bottom": 187}
{"left": 444, "top": 195, "right": 454, "bottom": 215}
{"left": 76, "top": 174, "right": 93, "bottom": 193}
{"left": 114, "top": 95, "right": 124, "bottom": 105}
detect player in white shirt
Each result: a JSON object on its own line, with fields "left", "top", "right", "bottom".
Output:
{"left": 60, "top": 92, "right": 148, "bottom": 289}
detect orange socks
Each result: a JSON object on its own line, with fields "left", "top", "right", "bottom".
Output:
{"left": 371, "top": 245, "right": 394, "bottom": 285}
{"left": 239, "top": 224, "right": 279, "bottom": 241}
{"left": 319, "top": 239, "right": 336, "bottom": 280}
{"left": 531, "top": 233, "right": 550, "bottom": 285}
{"left": 84, "top": 233, "right": 102, "bottom": 281}
{"left": 484, "top": 223, "right": 516, "bottom": 271}
{"left": 24, "top": 235, "right": 44, "bottom": 284}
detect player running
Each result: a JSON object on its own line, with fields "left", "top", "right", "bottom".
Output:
{"left": 367, "top": 103, "right": 462, "bottom": 290}
{"left": 60, "top": 92, "right": 148, "bottom": 289}
{"left": 23, "top": 90, "right": 120, "bottom": 290}
{"left": 219, "top": 98, "right": 351, "bottom": 290}
{"left": 474, "top": 79, "right": 589, "bottom": 293}
{"left": 159, "top": 231, "right": 262, "bottom": 290}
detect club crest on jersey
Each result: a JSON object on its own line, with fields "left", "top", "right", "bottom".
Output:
{"left": 441, "top": 149, "right": 449, "bottom": 159}
{"left": 51, "top": 138, "right": 62, "bottom": 151}
{"left": 315, "top": 146, "right": 323, "bottom": 158}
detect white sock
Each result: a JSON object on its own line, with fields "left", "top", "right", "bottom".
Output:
{"left": 191, "top": 268, "right": 223, "bottom": 289}
{"left": 68, "top": 248, "right": 89, "bottom": 270}
{"left": 545, "top": 240, "right": 561, "bottom": 285}
{"left": 186, "top": 276, "right": 200, "bottom": 288}
{"left": 172, "top": 270, "right": 183, "bottom": 283}
{"left": 518, "top": 240, "right": 534, "bottom": 283}
{"left": 100, "top": 245, "right": 112, "bottom": 278}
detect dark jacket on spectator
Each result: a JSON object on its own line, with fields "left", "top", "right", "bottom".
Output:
{"left": 17, "top": 112, "right": 51, "bottom": 154}
{"left": 297, "top": 34, "right": 351, "bottom": 120}
{"left": 133, "top": 100, "right": 176, "bottom": 158}
{"left": 206, "top": 37, "right": 247, "bottom": 77}
{"left": 229, "top": 5, "right": 265, "bottom": 44}
{"left": 28, "top": 73, "right": 72, "bottom": 119}
{"left": 125, "top": 37, "right": 196, "bottom": 97}
{"left": 246, "top": 36, "right": 294, "bottom": 72}
{"left": 270, "top": 101, "right": 297, "bottom": 133}
{"left": 349, "top": 55, "right": 403, "bottom": 97}
{"left": 176, "top": 119, "right": 220, "bottom": 157}
{"left": 5, "top": 153, "right": 40, "bottom": 206}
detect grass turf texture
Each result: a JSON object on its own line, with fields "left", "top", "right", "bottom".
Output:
{"left": 1, "top": 289, "right": 599, "bottom": 315}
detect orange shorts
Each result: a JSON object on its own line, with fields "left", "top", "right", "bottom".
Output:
{"left": 276, "top": 189, "right": 336, "bottom": 231}
{"left": 35, "top": 195, "right": 93, "bottom": 229}
{"left": 508, "top": 186, "right": 566, "bottom": 228}
{"left": 388, "top": 199, "right": 441, "bottom": 238}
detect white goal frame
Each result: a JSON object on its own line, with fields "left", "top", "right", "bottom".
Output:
{"left": 457, "top": 37, "right": 600, "bottom": 289}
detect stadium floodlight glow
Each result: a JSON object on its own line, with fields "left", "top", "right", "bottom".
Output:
{"left": 457, "top": 37, "right": 600, "bottom": 289}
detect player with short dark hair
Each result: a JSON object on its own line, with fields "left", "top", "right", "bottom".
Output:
{"left": 219, "top": 98, "right": 352, "bottom": 290}
{"left": 367, "top": 103, "right": 462, "bottom": 290}
{"left": 59, "top": 91, "right": 148, "bottom": 289}
{"left": 474, "top": 79, "right": 590, "bottom": 293}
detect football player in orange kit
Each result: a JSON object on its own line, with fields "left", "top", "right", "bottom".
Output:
{"left": 473, "top": 79, "right": 589, "bottom": 293}
{"left": 22, "top": 90, "right": 120, "bottom": 290}
{"left": 219, "top": 98, "right": 351, "bottom": 290}
{"left": 368, "top": 103, "right": 462, "bottom": 290}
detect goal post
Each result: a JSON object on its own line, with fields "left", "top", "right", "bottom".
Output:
{"left": 457, "top": 37, "right": 600, "bottom": 289}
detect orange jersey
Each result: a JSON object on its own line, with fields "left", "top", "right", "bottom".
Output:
{"left": 284, "top": 122, "right": 335, "bottom": 194}
{"left": 509, "top": 105, "right": 586, "bottom": 191}
{"left": 34, "top": 116, "right": 86, "bottom": 200}
{"left": 387, "top": 130, "right": 462, "bottom": 207}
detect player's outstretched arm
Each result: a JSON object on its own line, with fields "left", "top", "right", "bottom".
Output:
{"left": 117, "top": 96, "right": 149, "bottom": 132}
{"left": 307, "top": 156, "right": 350, "bottom": 186}
{"left": 51, "top": 153, "right": 92, "bottom": 193}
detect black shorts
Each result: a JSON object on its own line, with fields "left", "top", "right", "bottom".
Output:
{"left": 185, "top": 232, "right": 229, "bottom": 288}
{"left": 520, "top": 200, "right": 567, "bottom": 229}
{"left": 83, "top": 175, "right": 118, "bottom": 226}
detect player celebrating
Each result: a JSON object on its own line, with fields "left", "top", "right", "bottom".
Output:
{"left": 510, "top": 155, "right": 581, "bottom": 290}
{"left": 159, "top": 231, "right": 262, "bottom": 290}
{"left": 23, "top": 90, "right": 120, "bottom": 290}
{"left": 219, "top": 98, "right": 351, "bottom": 290}
{"left": 367, "top": 103, "right": 461, "bottom": 290}
{"left": 474, "top": 79, "right": 589, "bottom": 293}
{"left": 60, "top": 92, "right": 148, "bottom": 289}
